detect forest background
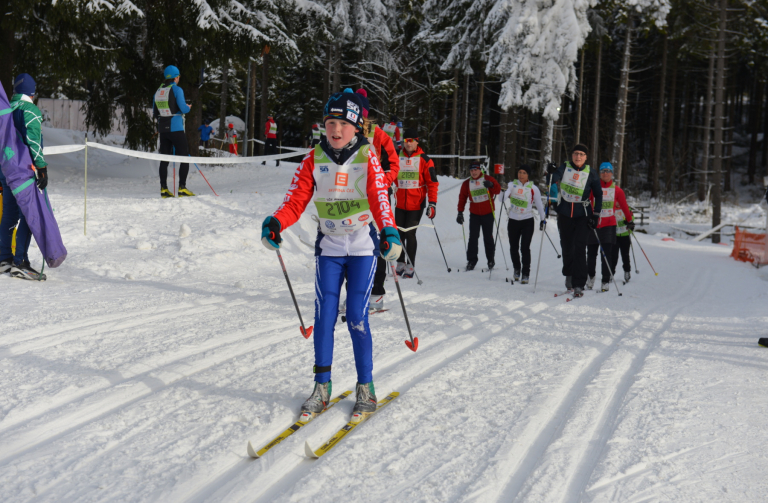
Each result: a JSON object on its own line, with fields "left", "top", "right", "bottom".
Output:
{"left": 1, "top": 0, "right": 767, "bottom": 240}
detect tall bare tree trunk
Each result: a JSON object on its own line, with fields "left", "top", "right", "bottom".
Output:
{"left": 462, "top": 72, "right": 470, "bottom": 163}
{"left": 218, "top": 61, "right": 229, "bottom": 140}
{"left": 679, "top": 81, "right": 692, "bottom": 191}
{"left": 323, "top": 44, "right": 331, "bottom": 102}
{"left": 508, "top": 107, "right": 518, "bottom": 172}
{"left": 591, "top": 39, "right": 602, "bottom": 165}
{"left": 611, "top": 23, "right": 633, "bottom": 183}
{"left": 186, "top": 85, "right": 202, "bottom": 156}
{"left": 652, "top": 35, "right": 668, "bottom": 197}
{"left": 332, "top": 43, "right": 340, "bottom": 93}
{"left": 576, "top": 49, "right": 585, "bottom": 143}
{"left": 664, "top": 46, "right": 678, "bottom": 191}
{"left": 260, "top": 49, "right": 270, "bottom": 155}
{"left": 248, "top": 61, "right": 257, "bottom": 156}
{"left": 450, "top": 70, "right": 459, "bottom": 177}
{"left": 499, "top": 108, "right": 508, "bottom": 182}
{"left": 541, "top": 117, "right": 555, "bottom": 179}
{"left": 711, "top": 0, "right": 728, "bottom": 243}
{"left": 699, "top": 50, "right": 715, "bottom": 201}
{"left": 748, "top": 77, "right": 763, "bottom": 184}
{"left": 475, "top": 71, "right": 485, "bottom": 157}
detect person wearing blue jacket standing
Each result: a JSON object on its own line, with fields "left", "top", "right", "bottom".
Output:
{"left": 198, "top": 120, "right": 213, "bottom": 148}
{"left": 153, "top": 65, "right": 194, "bottom": 198}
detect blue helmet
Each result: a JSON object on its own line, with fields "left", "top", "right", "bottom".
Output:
{"left": 599, "top": 162, "right": 614, "bottom": 172}
{"left": 164, "top": 65, "right": 180, "bottom": 79}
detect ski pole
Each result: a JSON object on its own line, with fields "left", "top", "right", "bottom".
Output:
{"left": 173, "top": 163, "right": 176, "bottom": 197}
{"left": 534, "top": 174, "right": 554, "bottom": 293}
{"left": 630, "top": 231, "right": 658, "bottom": 275}
{"left": 390, "top": 262, "right": 418, "bottom": 352}
{"left": 400, "top": 246, "right": 423, "bottom": 286}
{"left": 188, "top": 156, "right": 220, "bottom": 196}
{"left": 630, "top": 239, "right": 640, "bottom": 273}
{"left": 431, "top": 218, "right": 452, "bottom": 272}
{"left": 592, "top": 228, "right": 622, "bottom": 296}
{"left": 275, "top": 249, "right": 314, "bottom": 339}
{"left": 494, "top": 199, "right": 510, "bottom": 271}
{"left": 543, "top": 228, "right": 562, "bottom": 258}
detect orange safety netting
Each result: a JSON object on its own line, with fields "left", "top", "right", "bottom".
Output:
{"left": 731, "top": 226, "right": 768, "bottom": 264}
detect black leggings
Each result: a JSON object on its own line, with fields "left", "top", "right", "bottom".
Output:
{"left": 395, "top": 208, "right": 423, "bottom": 265}
{"left": 507, "top": 218, "right": 534, "bottom": 275}
{"left": 611, "top": 234, "right": 631, "bottom": 273}
{"left": 159, "top": 131, "right": 190, "bottom": 188}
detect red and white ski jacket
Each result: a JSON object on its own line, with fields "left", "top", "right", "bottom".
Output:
{"left": 458, "top": 174, "right": 502, "bottom": 216}
{"left": 395, "top": 146, "right": 439, "bottom": 211}
{"left": 265, "top": 119, "right": 277, "bottom": 139}
{"left": 589, "top": 180, "right": 633, "bottom": 229}
{"left": 371, "top": 126, "right": 400, "bottom": 186}
{"left": 272, "top": 136, "right": 396, "bottom": 257}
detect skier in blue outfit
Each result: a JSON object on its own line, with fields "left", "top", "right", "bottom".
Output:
{"left": 261, "top": 90, "right": 402, "bottom": 423}
{"left": 198, "top": 120, "right": 213, "bottom": 148}
{"left": 152, "top": 65, "right": 194, "bottom": 198}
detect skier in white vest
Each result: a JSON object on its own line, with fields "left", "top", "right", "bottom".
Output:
{"left": 503, "top": 164, "right": 546, "bottom": 284}
{"left": 261, "top": 89, "right": 401, "bottom": 423}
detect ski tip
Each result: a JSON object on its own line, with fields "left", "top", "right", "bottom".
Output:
{"left": 247, "top": 441, "right": 260, "bottom": 458}
{"left": 405, "top": 337, "right": 419, "bottom": 352}
{"left": 304, "top": 440, "right": 319, "bottom": 459}
{"left": 301, "top": 326, "right": 313, "bottom": 339}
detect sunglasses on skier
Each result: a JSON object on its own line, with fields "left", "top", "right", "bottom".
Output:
{"left": 404, "top": 138, "right": 418, "bottom": 143}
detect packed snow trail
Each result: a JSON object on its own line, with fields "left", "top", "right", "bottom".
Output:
{"left": 1, "top": 128, "right": 767, "bottom": 502}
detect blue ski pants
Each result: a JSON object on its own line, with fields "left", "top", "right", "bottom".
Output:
{"left": 313, "top": 255, "right": 377, "bottom": 384}
{"left": 0, "top": 171, "right": 32, "bottom": 265}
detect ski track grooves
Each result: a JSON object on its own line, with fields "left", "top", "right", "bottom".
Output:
{"left": 179, "top": 294, "right": 566, "bottom": 503}
{"left": 464, "top": 271, "right": 710, "bottom": 503}
{"left": 0, "top": 318, "right": 298, "bottom": 467}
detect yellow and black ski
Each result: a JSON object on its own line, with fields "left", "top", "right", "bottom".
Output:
{"left": 304, "top": 392, "right": 399, "bottom": 459}
{"left": 247, "top": 390, "right": 352, "bottom": 458}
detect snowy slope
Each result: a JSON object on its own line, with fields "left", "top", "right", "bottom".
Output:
{"left": 1, "top": 128, "right": 767, "bottom": 502}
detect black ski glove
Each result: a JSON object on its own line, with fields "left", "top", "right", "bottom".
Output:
{"left": 482, "top": 179, "right": 493, "bottom": 189}
{"left": 588, "top": 214, "right": 599, "bottom": 229}
{"left": 456, "top": 212, "right": 464, "bottom": 225}
{"left": 627, "top": 221, "right": 635, "bottom": 231}
{"left": 547, "top": 162, "right": 558, "bottom": 174}
{"left": 36, "top": 167, "right": 48, "bottom": 191}
{"left": 540, "top": 220, "right": 546, "bottom": 231}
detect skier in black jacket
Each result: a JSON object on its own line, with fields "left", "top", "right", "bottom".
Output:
{"left": 547, "top": 144, "right": 602, "bottom": 297}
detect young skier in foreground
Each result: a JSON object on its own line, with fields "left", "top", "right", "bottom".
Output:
{"left": 260, "top": 89, "right": 402, "bottom": 423}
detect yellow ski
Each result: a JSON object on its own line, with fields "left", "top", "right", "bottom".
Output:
{"left": 247, "top": 390, "right": 352, "bottom": 458}
{"left": 304, "top": 392, "right": 399, "bottom": 459}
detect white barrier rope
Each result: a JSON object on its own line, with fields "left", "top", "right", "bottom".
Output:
{"left": 43, "top": 145, "right": 86, "bottom": 155}
{"left": 85, "top": 141, "right": 309, "bottom": 163}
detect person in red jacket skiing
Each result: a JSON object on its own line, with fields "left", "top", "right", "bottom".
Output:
{"left": 586, "top": 162, "right": 633, "bottom": 291}
{"left": 457, "top": 162, "right": 501, "bottom": 271}
{"left": 264, "top": 115, "right": 278, "bottom": 166}
{"left": 260, "top": 89, "right": 401, "bottom": 422}
{"left": 394, "top": 128, "right": 438, "bottom": 278}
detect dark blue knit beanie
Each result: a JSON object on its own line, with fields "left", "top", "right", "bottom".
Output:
{"left": 13, "top": 74, "right": 36, "bottom": 96}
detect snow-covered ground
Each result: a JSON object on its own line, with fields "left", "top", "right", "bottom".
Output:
{"left": 2, "top": 128, "right": 768, "bottom": 502}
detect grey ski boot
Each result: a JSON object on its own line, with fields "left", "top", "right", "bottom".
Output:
{"left": 565, "top": 276, "right": 573, "bottom": 290}
{"left": 300, "top": 380, "right": 332, "bottom": 421}
{"left": 624, "top": 271, "right": 631, "bottom": 283}
{"left": 351, "top": 382, "right": 377, "bottom": 423}
{"left": 586, "top": 275, "right": 595, "bottom": 290}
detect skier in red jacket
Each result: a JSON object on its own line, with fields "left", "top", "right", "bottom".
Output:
{"left": 394, "top": 128, "right": 438, "bottom": 278}
{"left": 264, "top": 115, "right": 278, "bottom": 166}
{"left": 457, "top": 162, "right": 501, "bottom": 271}
{"left": 587, "top": 162, "right": 633, "bottom": 291}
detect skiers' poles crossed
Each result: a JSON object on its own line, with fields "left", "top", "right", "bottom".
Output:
{"left": 630, "top": 230, "right": 658, "bottom": 275}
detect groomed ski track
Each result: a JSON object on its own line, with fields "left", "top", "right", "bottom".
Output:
{"left": 1, "top": 130, "right": 767, "bottom": 502}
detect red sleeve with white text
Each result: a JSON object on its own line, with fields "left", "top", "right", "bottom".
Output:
{"left": 366, "top": 148, "right": 396, "bottom": 230}
{"left": 272, "top": 152, "right": 316, "bottom": 230}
